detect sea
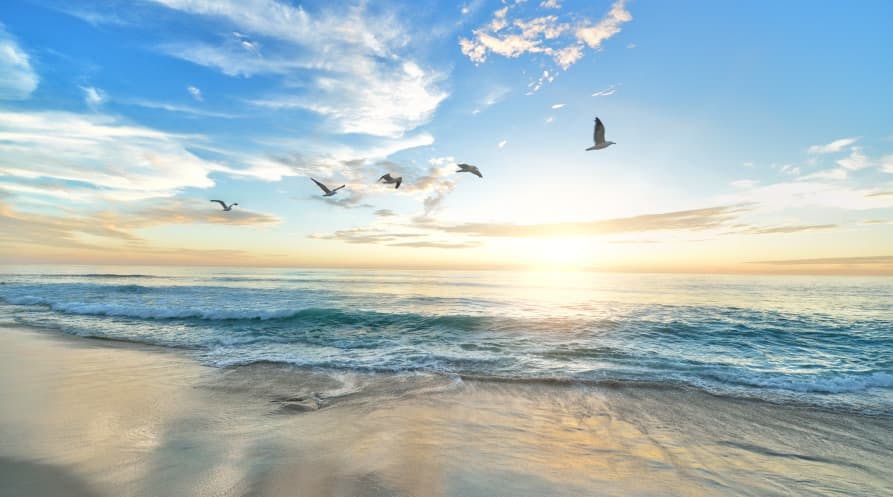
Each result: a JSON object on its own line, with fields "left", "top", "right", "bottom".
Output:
{"left": 1, "top": 266, "right": 891, "bottom": 416}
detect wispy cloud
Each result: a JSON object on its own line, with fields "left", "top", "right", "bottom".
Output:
{"left": 799, "top": 168, "right": 847, "bottom": 181}
{"left": 80, "top": 86, "right": 106, "bottom": 107}
{"left": 882, "top": 155, "right": 893, "bottom": 174}
{"left": 807, "top": 137, "right": 859, "bottom": 154}
{"left": 309, "top": 226, "right": 479, "bottom": 250}
{"left": 152, "top": 1, "right": 448, "bottom": 139}
{"left": 0, "top": 197, "right": 278, "bottom": 252}
{"left": 730, "top": 224, "right": 836, "bottom": 235}
{"left": 472, "top": 86, "right": 511, "bottom": 114}
{"left": 836, "top": 147, "right": 872, "bottom": 170}
{"left": 440, "top": 205, "right": 749, "bottom": 238}
{"left": 124, "top": 99, "right": 236, "bottom": 118}
{"left": 187, "top": 85, "right": 203, "bottom": 102}
{"left": 0, "top": 25, "right": 38, "bottom": 100}
{"left": 591, "top": 85, "right": 617, "bottom": 97}
{"left": 551, "top": 103, "right": 565, "bottom": 109}
{"left": 749, "top": 255, "right": 893, "bottom": 266}
{"left": 0, "top": 110, "right": 282, "bottom": 201}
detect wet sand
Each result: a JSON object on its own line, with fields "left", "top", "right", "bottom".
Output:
{"left": 0, "top": 325, "right": 890, "bottom": 497}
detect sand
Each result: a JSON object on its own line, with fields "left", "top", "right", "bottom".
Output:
{"left": 0, "top": 325, "right": 890, "bottom": 497}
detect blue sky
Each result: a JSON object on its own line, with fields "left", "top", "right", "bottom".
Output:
{"left": 1, "top": 0, "right": 892, "bottom": 272}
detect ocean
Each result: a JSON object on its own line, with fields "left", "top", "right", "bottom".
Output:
{"left": 1, "top": 266, "right": 891, "bottom": 416}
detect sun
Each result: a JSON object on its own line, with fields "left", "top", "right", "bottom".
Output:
{"left": 519, "top": 237, "right": 592, "bottom": 270}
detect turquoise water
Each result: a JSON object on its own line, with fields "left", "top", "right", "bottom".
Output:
{"left": 1, "top": 266, "right": 891, "bottom": 414}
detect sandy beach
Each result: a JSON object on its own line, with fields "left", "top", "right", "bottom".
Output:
{"left": 1, "top": 325, "right": 890, "bottom": 497}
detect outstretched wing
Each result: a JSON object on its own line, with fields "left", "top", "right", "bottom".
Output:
{"left": 311, "top": 178, "right": 332, "bottom": 194}
{"left": 395, "top": 177, "right": 402, "bottom": 189}
{"left": 471, "top": 167, "right": 482, "bottom": 178}
{"left": 210, "top": 199, "right": 227, "bottom": 209}
{"left": 378, "top": 173, "right": 392, "bottom": 182}
{"left": 457, "top": 163, "right": 470, "bottom": 171}
{"left": 594, "top": 118, "right": 606, "bottom": 145}
{"left": 332, "top": 185, "right": 346, "bottom": 193}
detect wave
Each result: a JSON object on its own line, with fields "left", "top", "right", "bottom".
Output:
{"left": 707, "top": 370, "right": 893, "bottom": 394}
{"left": 1, "top": 297, "right": 497, "bottom": 329}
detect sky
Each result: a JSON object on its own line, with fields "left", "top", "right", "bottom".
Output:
{"left": 0, "top": 0, "right": 892, "bottom": 274}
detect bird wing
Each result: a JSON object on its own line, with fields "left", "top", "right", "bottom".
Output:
{"left": 471, "top": 167, "right": 482, "bottom": 178}
{"left": 378, "top": 173, "right": 392, "bottom": 182}
{"left": 311, "top": 178, "right": 332, "bottom": 194}
{"left": 210, "top": 200, "right": 227, "bottom": 209}
{"left": 457, "top": 163, "right": 470, "bottom": 171}
{"left": 395, "top": 177, "right": 402, "bottom": 189}
{"left": 332, "top": 185, "right": 346, "bottom": 192}
{"left": 595, "top": 118, "right": 606, "bottom": 145}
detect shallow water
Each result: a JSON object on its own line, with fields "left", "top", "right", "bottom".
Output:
{"left": 1, "top": 265, "right": 891, "bottom": 414}
{"left": 1, "top": 327, "right": 890, "bottom": 497}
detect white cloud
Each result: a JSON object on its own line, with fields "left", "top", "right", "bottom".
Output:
{"left": 807, "top": 137, "right": 859, "bottom": 154}
{"left": 626, "top": 43, "right": 636, "bottom": 49}
{"left": 552, "top": 44, "right": 583, "bottom": 69}
{"left": 551, "top": 103, "right": 565, "bottom": 109}
{"left": 151, "top": 1, "right": 447, "bottom": 139}
{"left": 545, "top": 116, "right": 554, "bottom": 123}
{"left": 0, "top": 25, "right": 38, "bottom": 100}
{"left": 459, "top": 0, "right": 631, "bottom": 73}
{"left": 575, "top": 0, "right": 632, "bottom": 49}
{"left": 187, "top": 85, "right": 203, "bottom": 101}
{"left": 541, "top": 0, "right": 562, "bottom": 8}
{"left": 80, "top": 86, "right": 106, "bottom": 107}
{"left": 498, "top": 139, "right": 508, "bottom": 149}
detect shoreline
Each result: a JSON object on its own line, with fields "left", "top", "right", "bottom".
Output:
{"left": 1, "top": 324, "right": 891, "bottom": 496}
{"left": 11, "top": 322, "right": 891, "bottom": 419}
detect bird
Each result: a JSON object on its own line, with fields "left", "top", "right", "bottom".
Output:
{"left": 456, "top": 163, "right": 483, "bottom": 178}
{"left": 311, "top": 178, "right": 345, "bottom": 197}
{"left": 210, "top": 200, "right": 238, "bottom": 211}
{"left": 378, "top": 173, "right": 403, "bottom": 189}
{"left": 586, "top": 117, "right": 616, "bottom": 151}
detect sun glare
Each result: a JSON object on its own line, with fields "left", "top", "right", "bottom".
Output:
{"left": 520, "top": 237, "right": 592, "bottom": 270}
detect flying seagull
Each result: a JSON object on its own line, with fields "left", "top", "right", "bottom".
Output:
{"left": 378, "top": 173, "right": 403, "bottom": 189}
{"left": 456, "top": 163, "right": 483, "bottom": 178}
{"left": 210, "top": 200, "right": 238, "bottom": 211}
{"left": 311, "top": 178, "right": 345, "bottom": 197}
{"left": 586, "top": 117, "right": 616, "bottom": 151}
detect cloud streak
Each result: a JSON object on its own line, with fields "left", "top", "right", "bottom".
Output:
{"left": 440, "top": 205, "right": 749, "bottom": 238}
{"left": 807, "top": 137, "right": 859, "bottom": 154}
{"left": 749, "top": 255, "right": 893, "bottom": 266}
